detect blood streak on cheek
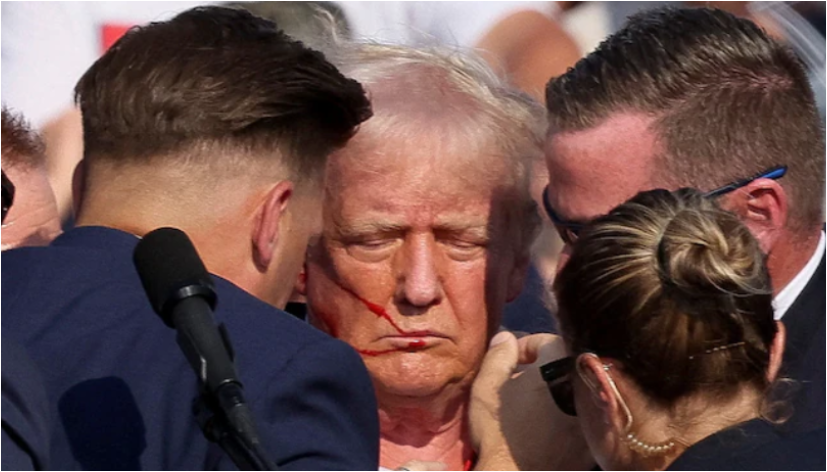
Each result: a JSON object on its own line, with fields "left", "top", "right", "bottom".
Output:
{"left": 340, "top": 285, "right": 408, "bottom": 335}
{"left": 336, "top": 283, "right": 427, "bottom": 356}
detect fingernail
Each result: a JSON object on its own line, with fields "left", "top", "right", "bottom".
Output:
{"left": 490, "top": 331, "right": 510, "bottom": 347}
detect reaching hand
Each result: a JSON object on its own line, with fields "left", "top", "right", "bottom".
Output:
{"left": 470, "top": 332, "right": 594, "bottom": 470}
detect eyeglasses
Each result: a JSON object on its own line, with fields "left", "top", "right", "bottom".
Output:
{"left": 541, "top": 190, "right": 585, "bottom": 246}
{"left": 542, "top": 165, "right": 788, "bottom": 245}
{"left": 539, "top": 356, "right": 577, "bottom": 417}
{"left": 702, "top": 165, "right": 787, "bottom": 198}
{"left": 2, "top": 171, "right": 15, "bottom": 224}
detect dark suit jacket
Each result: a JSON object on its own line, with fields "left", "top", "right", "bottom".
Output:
{"left": 2, "top": 226, "right": 379, "bottom": 470}
{"left": 777, "top": 254, "right": 825, "bottom": 434}
{"left": 669, "top": 419, "right": 825, "bottom": 471}
{"left": 2, "top": 338, "right": 50, "bottom": 470}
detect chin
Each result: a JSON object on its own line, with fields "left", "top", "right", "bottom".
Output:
{"left": 368, "top": 355, "right": 471, "bottom": 399}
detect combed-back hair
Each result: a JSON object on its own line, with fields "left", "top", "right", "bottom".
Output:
{"left": 75, "top": 6, "right": 372, "bottom": 183}
{"left": 331, "top": 42, "right": 546, "bottom": 250}
{"left": 1, "top": 106, "right": 46, "bottom": 169}
{"left": 555, "top": 188, "right": 777, "bottom": 406}
{"left": 546, "top": 7, "right": 825, "bottom": 232}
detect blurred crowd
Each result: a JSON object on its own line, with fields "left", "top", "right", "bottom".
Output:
{"left": 1, "top": 2, "right": 825, "bottom": 471}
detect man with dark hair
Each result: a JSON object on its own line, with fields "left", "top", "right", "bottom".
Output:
{"left": 1, "top": 107, "right": 61, "bottom": 250}
{"left": 543, "top": 7, "right": 823, "bottom": 433}
{"left": 2, "top": 6, "right": 379, "bottom": 470}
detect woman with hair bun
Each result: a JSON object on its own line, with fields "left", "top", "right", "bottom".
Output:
{"left": 540, "top": 188, "right": 823, "bottom": 470}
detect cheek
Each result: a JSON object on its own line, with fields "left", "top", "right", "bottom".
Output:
{"left": 305, "top": 246, "right": 395, "bottom": 339}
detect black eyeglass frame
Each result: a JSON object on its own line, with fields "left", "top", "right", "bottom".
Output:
{"left": 539, "top": 356, "right": 577, "bottom": 417}
{"left": 542, "top": 165, "right": 788, "bottom": 245}
{"left": 2, "top": 171, "right": 15, "bottom": 224}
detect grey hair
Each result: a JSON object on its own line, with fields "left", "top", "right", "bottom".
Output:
{"left": 330, "top": 41, "right": 546, "bottom": 250}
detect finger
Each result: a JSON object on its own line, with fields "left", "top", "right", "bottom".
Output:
{"left": 476, "top": 331, "right": 519, "bottom": 389}
{"left": 516, "top": 333, "right": 559, "bottom": 364}
{"left": 397, "top": 460, "right": 448, "bottom": 471}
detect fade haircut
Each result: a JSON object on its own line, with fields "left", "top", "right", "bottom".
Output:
{"left": 332, "top": 43, "right": 546, "bottom": 250}
{"left": 75, "top": 6, "right": 372, "bottom": 184}
{"left": 546, "top": 7, "right": 825, "bottom": 232}
{"left": 1, "top": 107, "right": 46, "bottom": 170}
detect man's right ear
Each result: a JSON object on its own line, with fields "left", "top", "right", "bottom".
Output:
{"left": 252, "top": 180, "right": 293, "bottom": 272}
{"left": 729, "top": 179, "right": 788, "bottom": 254}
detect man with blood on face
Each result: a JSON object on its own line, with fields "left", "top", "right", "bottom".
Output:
{"left": 301, "top": 44, "right": 544, "bottom": 471}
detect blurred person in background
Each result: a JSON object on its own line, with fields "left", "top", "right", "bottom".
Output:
{"left": 1, "top": 107, "right": 61, "bottom": 250}
{"left": 544, "top": 7, "right": 824, "bottom": 434}
{"left": 1, "top": 109, "right": 54, "bottom": 472}
{"left": 471, "top": 189, "right": 824, "bottom": 470}
{"left": 2, "top": 7, "right": 379, "bottom": 470}
{"left": 301, "top": 42, "right": 588, "bottom": 471}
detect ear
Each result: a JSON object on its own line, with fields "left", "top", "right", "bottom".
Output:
{"left": 252, "top": 180, "right": 294, "bottom": 272}
{"left": 294, "top": 263, "right": 308, "bottom": 297}
{"left": 767, "top": 321, "right": 786, "bottom": 383}
{"left": 71, "top": 159, "right": 85, "bottom": 218}
{"left": 726, "top": 179, "right": 788, "bottom": 254}
{"left": 576, "top": 353, "right": 620, "bottom": 428}
{"left": 506, "top": 252, "right": 532, "bottom": 302}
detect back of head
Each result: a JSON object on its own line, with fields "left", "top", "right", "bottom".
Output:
{"left": 554, "top": 188, "right": 777, "bottom": 406}
{"left": 1, "top": 107, "right": 61, "bottom": 249}
{"left": 2, "top": 106, "right": 46, "bottom": 171}
{"left": 331, "top": 42, "right": 545, "bottom": 250}
{"left": 546, "top": 7, "right": 825, "bottom": 233}
{"left": 75, "top": 6, "right": 371, "bottom": 187}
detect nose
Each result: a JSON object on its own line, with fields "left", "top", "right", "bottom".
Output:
{"left": 556, "top": 243, "right": 573, "bottom": 273}
{"left": 397, "top": 235, "right": 443, "bottom": 309}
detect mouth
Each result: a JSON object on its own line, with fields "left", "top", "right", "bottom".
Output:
{"left": 379, "top": 332, "right": 449, "bottom": 349}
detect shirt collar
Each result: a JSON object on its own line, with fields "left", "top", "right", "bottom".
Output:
{"left": 773, "top": 230, "right": 826, "bottom": 320}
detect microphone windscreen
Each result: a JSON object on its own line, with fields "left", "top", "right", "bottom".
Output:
{"left": 133, "top": 227, "right": 216, "bottom": 327}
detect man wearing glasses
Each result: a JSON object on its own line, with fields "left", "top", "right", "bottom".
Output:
{"left": 542, "top": 6, "right": 824, "bottom": 435}
{"left": 471, "top": 6, "right": 824, "bottom": 469}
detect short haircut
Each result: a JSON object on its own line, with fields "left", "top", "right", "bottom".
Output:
{"left": 546, "top": 7, "right": 825, "bottom": 232}
{"left": 75, "top": 6, "right": 372, "bottom": 184}
{"left": 332, "top": 42, "right": 546, "bottom": 250}
{"left": 1, "top": 107, "right": 46, "bottom": 170}
{"left": 555, "top": 188, "right": 777, "bottom": 407}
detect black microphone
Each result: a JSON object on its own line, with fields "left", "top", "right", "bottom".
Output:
{"left": 133, "top": 227, "right": 276, "bottom": 470}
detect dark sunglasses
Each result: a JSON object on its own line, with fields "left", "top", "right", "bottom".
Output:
{"left": 2, "top": 171, "right": 15, "bottom": 224}
{"left": 539, "top": 356, "right": 576, "bottom": 417}
{"left": 542, "top": 165, "right": 788, "bottom": 246}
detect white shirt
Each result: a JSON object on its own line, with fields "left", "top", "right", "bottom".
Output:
{"left": 773, "top": 231, "right": 825, "bottom": 320}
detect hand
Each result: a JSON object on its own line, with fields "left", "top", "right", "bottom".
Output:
{"left": 396, "top": 460, "right": 447, "bottom": 471}
{"left": 470, "top": 332, "right": 593, "bottom": 470}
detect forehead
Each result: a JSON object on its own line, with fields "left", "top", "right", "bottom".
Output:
{"left": 545, "top": 113, "right": 659, "bottom": 220}
{"left": 327, "top": 126, "right": 512, "bottom": 226}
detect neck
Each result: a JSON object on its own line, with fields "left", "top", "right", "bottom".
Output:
{"left": 378, "top": 391, "right": 474, "bottom": 471}
{"left": 766, "top": 227, "right": 822, "bottom": 296}
{"left": 625, "top": 390, "right": 763, "bottom": 471}
{"left": 75, "top": 187, "right": 258, "bottom": 291}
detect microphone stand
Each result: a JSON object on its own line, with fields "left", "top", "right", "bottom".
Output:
{"left": 181, "top": 323, "right": 278, "bottom": 471}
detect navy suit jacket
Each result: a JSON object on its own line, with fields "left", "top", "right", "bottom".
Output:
{"left": 669, "top": 419, "right": 825, "bottom": 471}
{"left": 2, "top": 338, "right": 51, "bottom": 470}
{"left": 777, "top": 254, "right": 825, "bottom": 434}
{"left": 2, "top": 226, "right": 379, "bottom": 470}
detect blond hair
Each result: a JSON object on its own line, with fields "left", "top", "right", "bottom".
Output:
{"left": 555, "top": 188, "right": 777, "bottom": 405}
